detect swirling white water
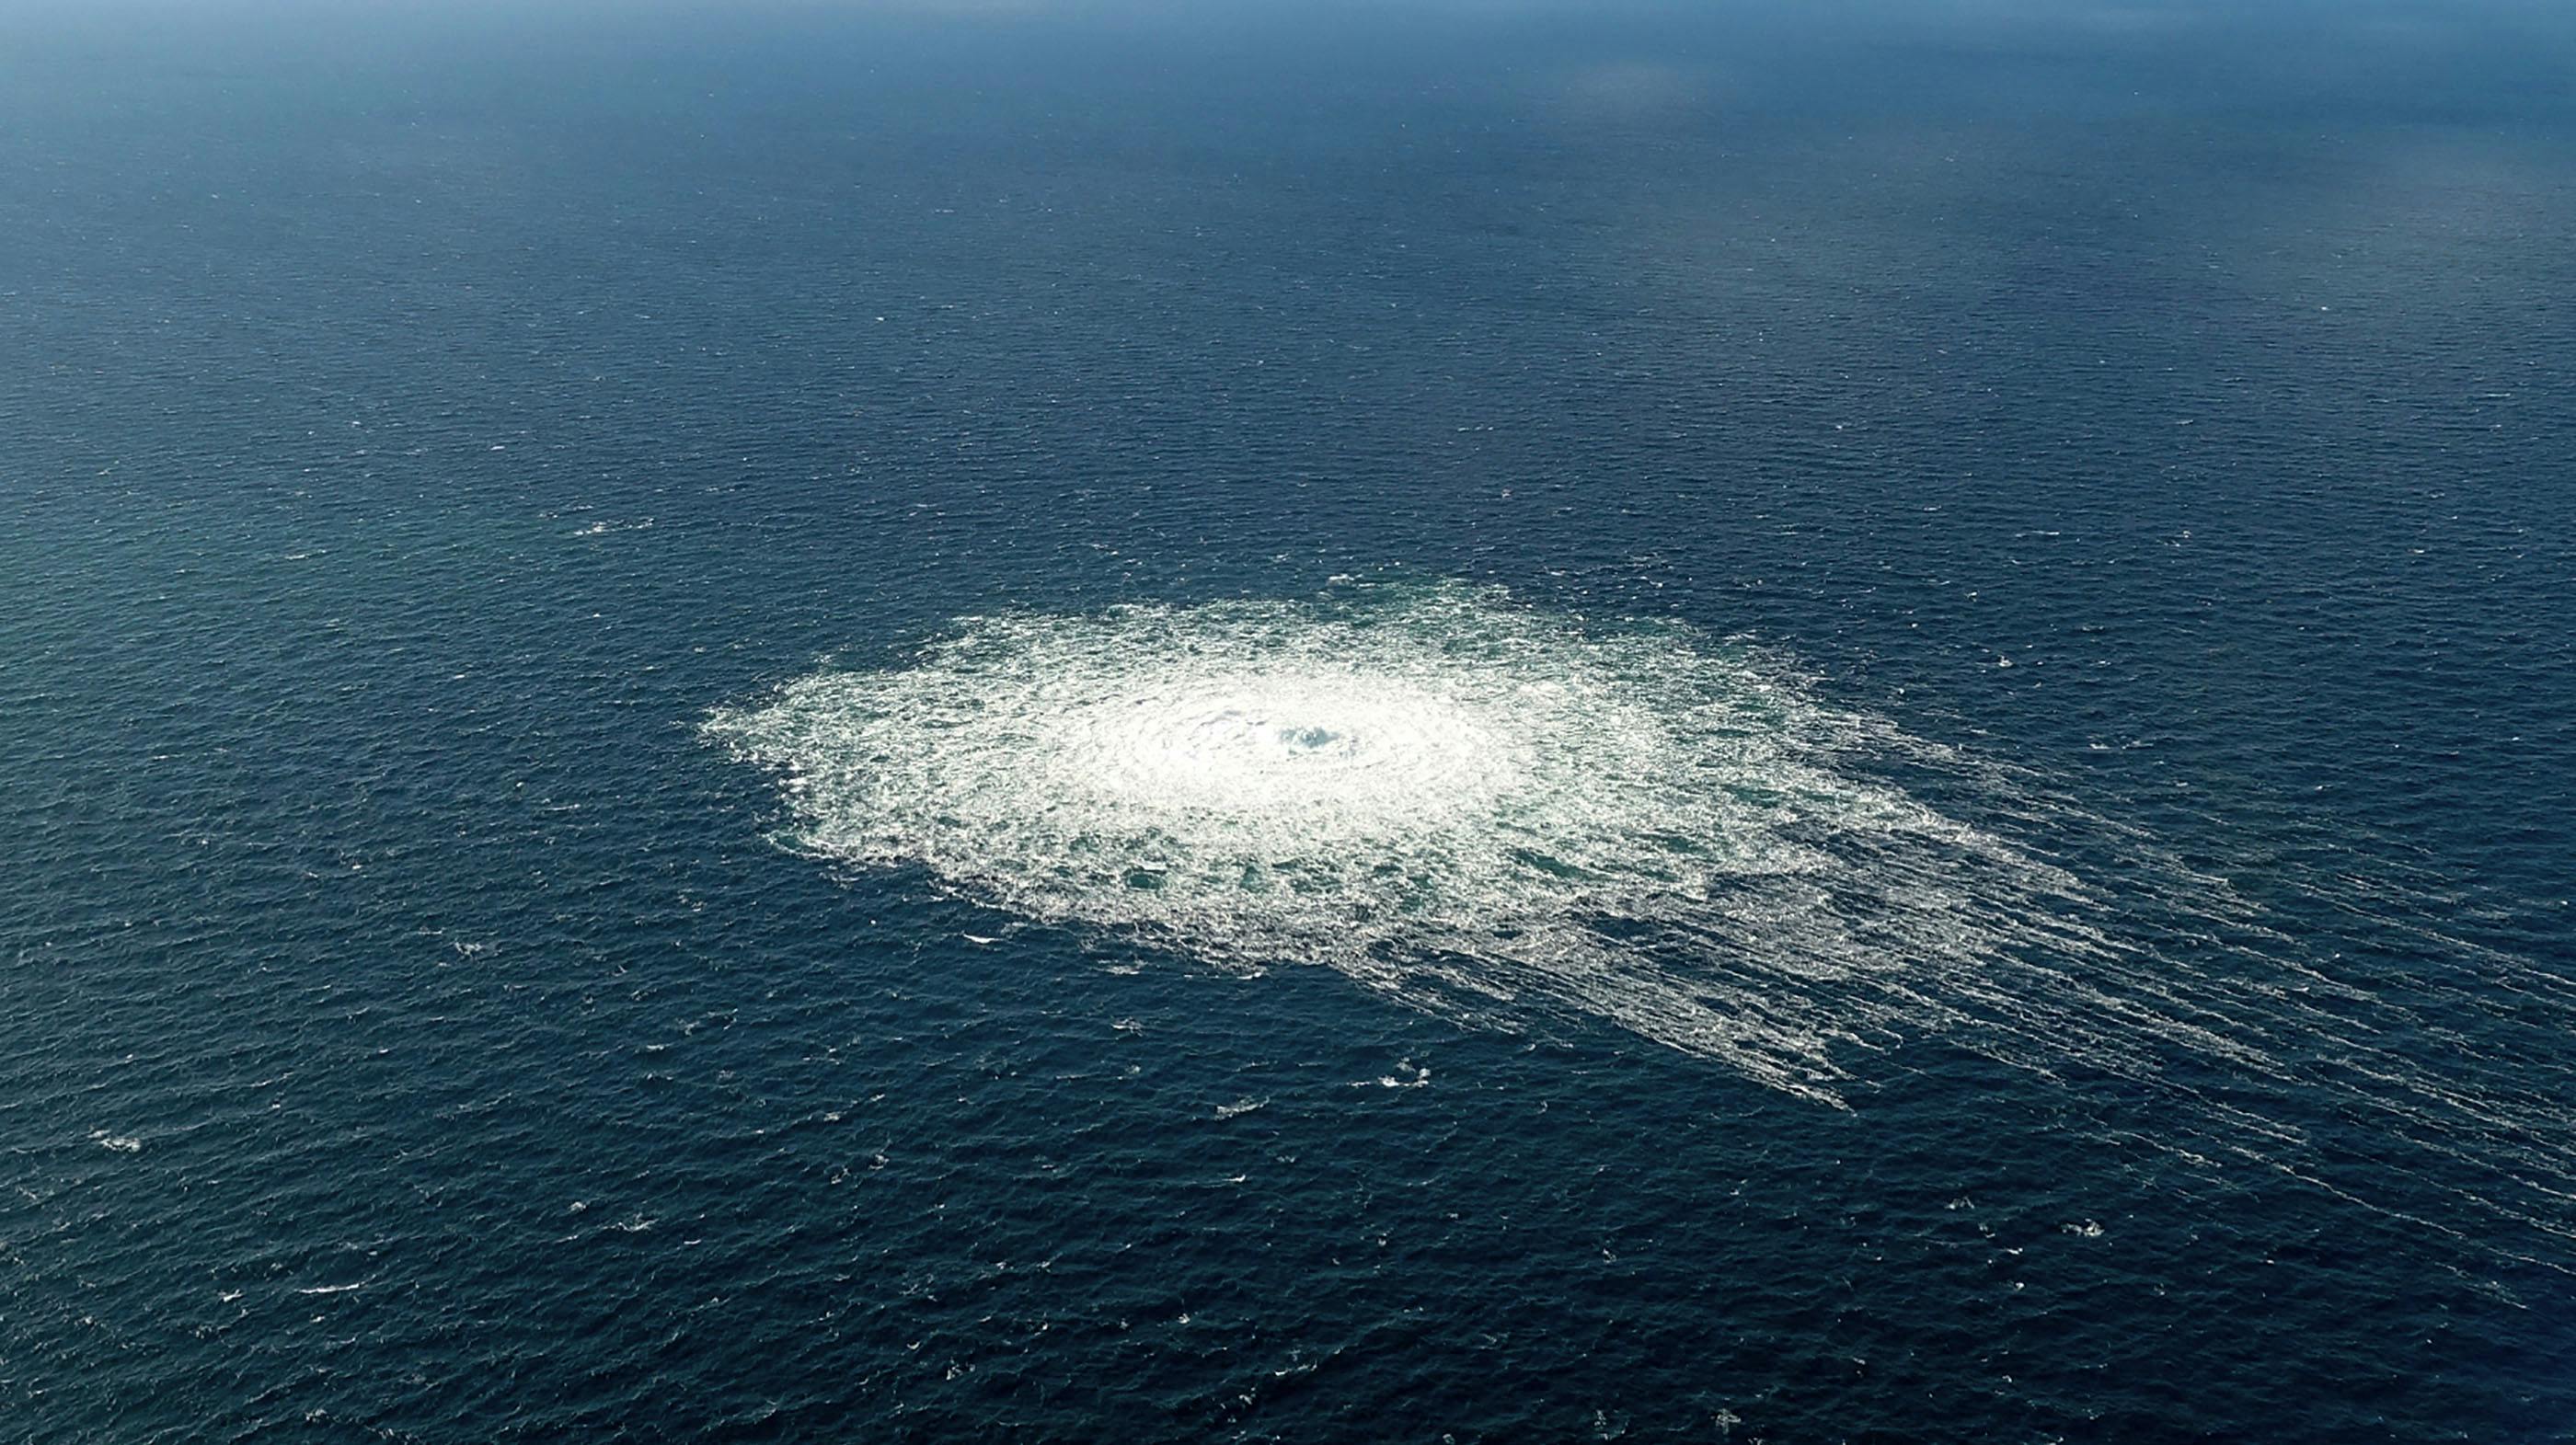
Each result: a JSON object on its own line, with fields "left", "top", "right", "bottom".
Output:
{"left": 709, "top": 582, "right": 2576, "bottom": 1259}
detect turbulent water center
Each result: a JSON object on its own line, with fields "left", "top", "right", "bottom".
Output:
{"left": 707, "top": 582, "right": 2135, "bottom": 1104}
{"left": 707, "top": 582, "right": 2576, "bottom": 1266}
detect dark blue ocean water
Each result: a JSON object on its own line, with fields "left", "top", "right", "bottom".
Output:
{"left": 5, "top": 3, "right": 2574, "bottom": 1439}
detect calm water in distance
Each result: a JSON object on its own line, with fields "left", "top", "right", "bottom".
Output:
{"left": 4, "top": 3, "right": 2573, "bottom": 1439}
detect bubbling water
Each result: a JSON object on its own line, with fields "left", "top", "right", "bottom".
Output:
{"left": 710, "top": 581, "right": 2576, "bottom": 1261}
{"left": 707, "top": 583, "right": 2125, "bottom": 1103}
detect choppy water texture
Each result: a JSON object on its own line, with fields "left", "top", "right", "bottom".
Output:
{"left": 7, "top": 3, "right": 2576, "bottom": 1441}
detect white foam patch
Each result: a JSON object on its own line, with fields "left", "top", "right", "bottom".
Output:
{"left": 709, "top": 582, "right": 2576, "bottom": 1263}
{"left": 709, "top": 583, "right": 2137, "bottom": 1102}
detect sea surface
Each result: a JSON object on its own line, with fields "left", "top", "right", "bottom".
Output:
{"left": 4, "top": 3, "right": 2574, "bottom": 1440}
